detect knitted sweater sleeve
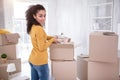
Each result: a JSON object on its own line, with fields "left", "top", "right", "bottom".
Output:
{"left": 35, "top": 27, "right": 55, "bottom": 51}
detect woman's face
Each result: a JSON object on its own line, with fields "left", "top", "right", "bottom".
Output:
{"left": 33, "top": 10, "right": 46, "bottom": 26}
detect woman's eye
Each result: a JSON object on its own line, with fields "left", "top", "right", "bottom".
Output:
{"left": 39, "top": 15, "right": 46, "bottom": 18}
{"left": 39, "top": 16, "right": 42, "bottom": 18}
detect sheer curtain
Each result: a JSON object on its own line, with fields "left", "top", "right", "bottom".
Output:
{"left": 48, "top": 0, "right": 90, "bottom": 56}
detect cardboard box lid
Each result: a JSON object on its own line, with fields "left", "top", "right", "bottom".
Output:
{"left": 0, "top": 33, "right": 20, "bottom": 45}
{"left": 4, "top": 33, "right": 20, "bottom": 43}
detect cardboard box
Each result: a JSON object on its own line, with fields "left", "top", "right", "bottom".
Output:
{"left": 51, "top": 60, "right": 77, "bottom": 80}
{"left": 0, "top": 64, "right": 8, "bottom": 80}
{"left": 77, "top": 56, "right": 119, "bottom": 80}
{"left": 0, "top": 45, "right": 18, "bottom": 59}
{"left": 77, "top": 56, "right": 88, "bottom": 80}
{"left": 88, "top": 60, "right": 119, "bottom": 80}
{"left": 50, "top": 43, "right": 74, "bottom": 60}
{"left": 89, "top": 31, "right": 118, "bottom": 62}
{"left": 8, "top": 58, "right": 21, "bottom": 73}
{"left": 0, "top": 33, "right": 20, "bottom": 45}
{"left": 0, "top": 58, "right": 21, "bottom": 80}
{"left": 119, "top": 57, "right": 120, "bottom": 75}
{"left": 10, "top": 75, "right": 30, "bottom": 80}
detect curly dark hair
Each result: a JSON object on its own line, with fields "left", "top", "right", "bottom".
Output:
{"left": 25, "top": 4, "right": 46, "bottom": 34}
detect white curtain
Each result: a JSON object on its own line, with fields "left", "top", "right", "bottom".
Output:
{"left": 48, "top": 0, "right": 90, "bottom": 56}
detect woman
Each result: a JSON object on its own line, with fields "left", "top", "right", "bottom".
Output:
{"left": 25, "top": 4, "right": 56, "bottom": 80}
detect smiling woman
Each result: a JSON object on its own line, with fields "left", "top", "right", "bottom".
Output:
{"left": 10, "top": 1, "right": 49, "bottom": 79}
{"left": 25, "top": 4, "right": 56, "bottom": 80}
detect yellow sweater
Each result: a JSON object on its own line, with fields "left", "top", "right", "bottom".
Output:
{"left": 29, "top": 25, "right": 55, "bottom": 65}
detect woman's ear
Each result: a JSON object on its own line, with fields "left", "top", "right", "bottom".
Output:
{"left": 33, "top": 15, "right": 36, "bottom": 19}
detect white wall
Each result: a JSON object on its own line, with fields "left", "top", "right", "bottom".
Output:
{"left": 0, "top": 0, "right": 13, "bottom": 29}
{"left": 113, "top": 0, "right": 120, "bottom": 32}
{"left": 0, "top": 0, "right": 5, "bottom": 28}
{"left": 3, "top": 0, "right": 14, "bottom": 31}
{"left": 48, "top": 0, "right": 58, "bottom": 35}
{"left": 114, "top": 0, "right": 120, "bottom": 52}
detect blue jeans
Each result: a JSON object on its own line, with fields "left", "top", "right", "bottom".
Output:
{"left": 29, "top": 62, "right": 49, "bottom": 80}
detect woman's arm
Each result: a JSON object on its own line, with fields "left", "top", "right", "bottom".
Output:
{"left": 36, "top": 28, "right": 55, "bottom": 51}
{"left": 47, "top": 36, "right": 54, "bottom": 40}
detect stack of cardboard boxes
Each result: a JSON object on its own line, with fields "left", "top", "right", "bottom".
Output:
{"left": 77, "top": 31, "right": 119, "bottom": 80}
{"left": 0, "top": 33, "right": 21, "bottom": 80}
{"left": 50, "top": 43, "right": 77, "bottom": 80}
